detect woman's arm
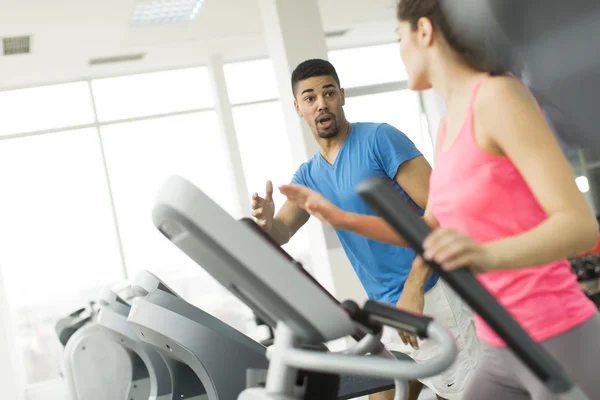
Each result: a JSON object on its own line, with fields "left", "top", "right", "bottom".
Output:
{"left": 477, "top": 77, "right": 598, "bottom": 270}
{"left": 339, "top": 209, "right": 438, "bottom": 288}
{"left": 338, "top": 207, "right": 438, "bottom": 248}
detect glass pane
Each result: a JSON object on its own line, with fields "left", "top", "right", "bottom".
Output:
{"left": 343, "top": 90, "right": 434, "bottom": 164}
{"left": 91, "top": 67, "right": 214, "bottom": 122}
{"left": 232, "top": 101, "right": 310, "bottom": 261}
{"left": 328, "top": 43, "right": 408, "bottom": 88}
{"left": 223, "top": 59, "right": 280, "bottom": 105}
{"left": 0, "top": 82, "right": 95, "bottom": 136}
{"left": 100, "top": 112, "right": 253, "bottom": 334}
{"left": 0, "top": 128, "right": 125, "bottom": 384}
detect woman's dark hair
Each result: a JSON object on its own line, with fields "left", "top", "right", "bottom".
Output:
{"left": 396, "top": 0, "right": 523, "bottom": 76}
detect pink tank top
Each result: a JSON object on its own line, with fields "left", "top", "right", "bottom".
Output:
{"left": 428, "top": 77, "right": 597, "bottom": 346}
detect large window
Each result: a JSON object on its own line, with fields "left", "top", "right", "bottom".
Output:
{"left": 0, "top": 82, "right": 95, "bottom": 136}
{"left": 0, "top": 128, "right": 125, "bottom": 384}
{"left": 91, "top": 67, "right": 214, "bottom": 122}
{"left": 328, "top": 43, "right": 408, "bottom": 88}
{"left": 224, "top": 58, "right": 310, "bottom": 261}
{"left": 99, "top": 112, "right": 253, "bottom": 332}
{"left": 0, "top": 64, "right": 259, "bottom": 394}
{"left": 223, "top": 59, "right": 279, "bottom": 105}
{"left": 100, "top": 112, "right": 239, "bottom": 278}
{"left": 232, "top": 101, "right": 310, "bottom": 261}
{"left": 344, "top": 90, "right": 434, "bottom": 164}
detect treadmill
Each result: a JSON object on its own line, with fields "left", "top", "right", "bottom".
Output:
{"left": 148, "top": 175, "right": 460, "bottom": 400}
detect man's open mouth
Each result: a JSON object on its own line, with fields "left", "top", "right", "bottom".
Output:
{"left": 318, "top": 115, "right": 333, "bottom": 129}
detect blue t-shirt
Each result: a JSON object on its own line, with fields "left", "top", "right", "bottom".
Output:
{"left": 292, "top": 122, "right": 439, "bottom": 304}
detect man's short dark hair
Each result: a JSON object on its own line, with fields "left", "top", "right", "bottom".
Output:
{"left": 291, "top": 59, "right": 341, "bottom": 97}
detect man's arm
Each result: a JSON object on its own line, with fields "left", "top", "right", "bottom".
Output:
{"left": 270, "top": 200, "right": 310, "bottom": 245}
{"left": 394, "top": 155, "right": 431, "bottom": 210}
{"left": 394, "top": 156, "right": 434, "bottom": 288}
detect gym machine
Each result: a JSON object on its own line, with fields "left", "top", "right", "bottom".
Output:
{"left": 356, "top": 176, "right": 591, "bottom": 400}
{"left": 148, "top": 175, "right": 459, "bottom": 400}
{"left": 55, "top": 303, "right": 96, "bottom": 348}
{"left": 60, "top": 289, "right": 149, "bottom": 400}
{"left": 127, "top": 269, "right": 405, "bottom": 399}
{"left": 128, "top": 268, "right": 258, "bottom": 400}
{"left": 95, "top": 286, "right": 203, "bottom": 400}
{"left": 59, "top": 283, "right": 194, "bottom": 400}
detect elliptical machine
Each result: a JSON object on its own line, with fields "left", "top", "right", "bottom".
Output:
{"left": 150, "top": 174, "right": 591, "bottom": 400}
{"left": 150, "top": 175, "right": 459, "bottom": 400}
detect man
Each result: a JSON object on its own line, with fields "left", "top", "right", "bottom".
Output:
{"left": 251, "top": 59, "right": 479, "bottom": 400}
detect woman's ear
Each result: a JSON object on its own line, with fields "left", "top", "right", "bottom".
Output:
{"left": 417, "top": 17, "right": 435, "bottom": 47}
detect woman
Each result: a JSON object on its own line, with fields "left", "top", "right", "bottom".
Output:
{"left": 394, "top": 0, "right": 600, "bottom": 397}
{"left": 280, "top": 0, "right": 600, "bottom": 398}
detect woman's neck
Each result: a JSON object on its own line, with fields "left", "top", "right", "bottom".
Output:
{"left": 429, "top": 53, "right": 487, "bottom": 106}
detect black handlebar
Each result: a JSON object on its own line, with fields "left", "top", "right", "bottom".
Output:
{"left": 362, "top": 300, "right": 433, "bottom": 339}
{"left": 357, "top": 177, "right": 575, "bottom": 395}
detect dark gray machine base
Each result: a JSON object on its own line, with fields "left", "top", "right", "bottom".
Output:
{"left": 127, "top": 273, "right": 405, "bottom": 399}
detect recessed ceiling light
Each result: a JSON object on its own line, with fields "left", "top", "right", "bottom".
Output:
{"left": 132, "top": 0, "right": 205, "bottom": 26}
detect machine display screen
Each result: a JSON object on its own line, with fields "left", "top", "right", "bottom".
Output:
{"left": 238, "top": 218, "right": 341, "bottom": 306}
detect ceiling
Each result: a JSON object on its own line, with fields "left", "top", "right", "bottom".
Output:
{"left": 0, "top": 0, "right": 399, "bottom": 90}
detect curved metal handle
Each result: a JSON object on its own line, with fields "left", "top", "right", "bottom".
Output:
{"left": 280, "top": 320, "right": 456, "bottom": 382}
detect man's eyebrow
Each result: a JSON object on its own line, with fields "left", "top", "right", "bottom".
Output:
{"left": 301, "top": 88, "right": 315, "bottom": 95}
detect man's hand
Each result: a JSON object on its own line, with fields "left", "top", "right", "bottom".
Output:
{"left": 279, "top": 184, "right": 344, "bottom": 228}
{"left": 251, "top": 181, "right": 275, "bottom": 231}
{"left": 396, "top": 257, "right": 427, "bottom": 349}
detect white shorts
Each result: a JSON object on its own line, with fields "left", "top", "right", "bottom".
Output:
{"left": 381, "top": 279, "right": 481, "bottom": 399}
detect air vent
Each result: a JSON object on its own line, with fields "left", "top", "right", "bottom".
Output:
{"left": 325, "top": 29, "right": 349, "bottom": 38}
{"left": 3, "top": 35, "right": 30, "bottom": 55}
{"left": 89, "top": 53, "right": 145, "bottom": 65}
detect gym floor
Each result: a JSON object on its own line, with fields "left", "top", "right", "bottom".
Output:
{"left": 353, "top": 388, "right": 436, "bottom": 400}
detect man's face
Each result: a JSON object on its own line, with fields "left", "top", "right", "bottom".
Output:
{"left": 293, "top": 75, "right": 345, "bottom": 139}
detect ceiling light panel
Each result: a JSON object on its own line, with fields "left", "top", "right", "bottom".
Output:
{"left": 132, "top": 0, "right": 205, "bottom": 26}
